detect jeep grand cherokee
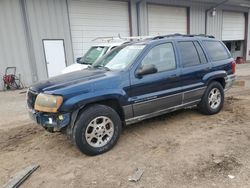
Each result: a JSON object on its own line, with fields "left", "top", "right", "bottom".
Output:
{"left": 27, "top": 34, "right": 236, "bottom": 155}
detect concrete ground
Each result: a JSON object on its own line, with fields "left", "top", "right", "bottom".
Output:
{"left": 0, "top": 63, "right": 250, "bottom": 188}
{"left": 236, "top": 63, "right": 250, "bottom": 77}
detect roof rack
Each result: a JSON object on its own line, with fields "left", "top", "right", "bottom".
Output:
{"left": 92, "top": 34, "right": 154, "bottom": 42}
{"left": 92, "top": 36, "right": 122, "bottom": 42}
{"left": 152, "top": 33, "right": 215, "bottom": 40}
{"left": 120, "top": 36, "right": 154, "bottom": 41}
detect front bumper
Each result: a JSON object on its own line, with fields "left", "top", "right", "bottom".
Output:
{"left": 29, "top": 110, "right": 70, "bottom": 132}
{"left": 225, "top": 74, "right": 236, "bottom": 91}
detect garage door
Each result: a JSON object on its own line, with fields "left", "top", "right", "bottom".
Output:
{"left": 68, "top": 0, "right": 130, "bottom": 58}
{"left": 148, "top": 5, "right": 187, "bottom": 36}
{"left": 222, "top": 11, "right": 245, "bottom": 41}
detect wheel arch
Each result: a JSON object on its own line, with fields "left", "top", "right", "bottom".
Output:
{"left": 73, "top": 97, "right": 125, "bottom": 125}
{"left": 203, "top": 71, "right": 227, "bottom": 88}
{"left": 84, "top": 98, "right": 125, "bottom": 121}
{"left": 211, "top": 77, "right": 226, "bottom": 88}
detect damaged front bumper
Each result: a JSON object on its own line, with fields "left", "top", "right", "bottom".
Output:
{"left": 29, "top": 110, "right": 70, "bottom": 132}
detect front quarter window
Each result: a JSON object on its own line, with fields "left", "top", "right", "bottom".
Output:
{"left": 93, "top": 45, "right": 145, "bottom": 70}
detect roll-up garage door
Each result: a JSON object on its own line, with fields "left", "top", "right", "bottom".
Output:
{"left": 222, "top": 11, "right": 245, "bottom": 41}
{"left": 148, "top": 4, "right": 187, "bottom": 36}
{"left": 68, "top": 0, "right": 130, "bottom": 58}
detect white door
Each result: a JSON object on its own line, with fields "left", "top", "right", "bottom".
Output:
{"left": 222, "top": 11, "right": 245, "bottom": 41}
{"left": 68, "top": 0, "right": 130, "bottom": 59}
{"left": 43, "top": 40, "right": 66, "bottom": 77}
{"left": 148, "top": 5, "right": 187, "bottom": 36}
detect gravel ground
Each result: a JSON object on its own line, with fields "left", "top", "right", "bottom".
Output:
{"left": 0, "top": 64, "right": 250, "bottom": 188}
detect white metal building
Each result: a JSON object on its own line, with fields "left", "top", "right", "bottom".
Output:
{"left": 0, "top": 0, "right": 250, "bottom": 88}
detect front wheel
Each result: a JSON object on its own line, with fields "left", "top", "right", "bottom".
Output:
{"left": 198, "top": 81, "right": 224, "bottom": 115}
{"left": 73, "top": 104, "right": 122, "bottom": 156}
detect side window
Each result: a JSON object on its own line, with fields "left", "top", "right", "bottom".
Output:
{"left": 141, "top": 43, "right": 176, "bottom": 72}
{"left": 203, "top": 41, "right": 230, "bottom": 61}
{"left": 178, "top": 41, "right": 201, "bottom": 67}
{"left": 194, "top": 41, "right": 207, "bottom": 64}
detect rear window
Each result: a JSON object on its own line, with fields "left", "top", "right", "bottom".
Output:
{"left": 203, "top": 41, "right": 230, "bottom": 61}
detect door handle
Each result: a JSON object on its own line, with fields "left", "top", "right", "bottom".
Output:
{"left": 203, "top": 67, "right": 210, "bottom": 71}
{"left": 169, "top": 74, "right": 178, "bottom": 80}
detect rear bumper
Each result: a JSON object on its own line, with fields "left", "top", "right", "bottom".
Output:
{"left": 29, "top": 110, "right": 70, "bottom": 132}
{"left": 225, "top": 74, "right": 236, "bottom": 91}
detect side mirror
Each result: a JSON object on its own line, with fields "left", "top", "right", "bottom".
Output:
{"left": 76, "top": 57, "right": 81, "bottom": 63}
{"left": 136, "top": 64, "right": 157, "bottom": 78}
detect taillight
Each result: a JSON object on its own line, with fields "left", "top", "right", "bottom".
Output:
{"left": 232, "top": 60, "right": 236, "bottom": 74}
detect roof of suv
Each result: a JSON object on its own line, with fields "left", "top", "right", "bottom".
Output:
{"left": 94, "top": 34, "right": 218, "bottom": 48}
{"left": 133, "top": 34, "right": 217, "bottom": 46}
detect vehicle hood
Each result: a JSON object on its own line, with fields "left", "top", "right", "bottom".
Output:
{"left": 61, "top": 63, "right": 89, "bottom": 74}
{"left": 30, "top": 69, "right": 115, "bottom": 94}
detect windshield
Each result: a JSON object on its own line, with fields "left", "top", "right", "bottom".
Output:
{"left": 77, "top": 46, "right": 109, "bottom": 65}
{"left": 92, "top": 45, "right": 145, "bottom": 70}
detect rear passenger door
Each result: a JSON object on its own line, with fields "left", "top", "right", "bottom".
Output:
{"left": 177, "top": 40, "right": 211, "bottom": 103}
{"left": 129, "top": 42, "right": 182, "bottom": 117}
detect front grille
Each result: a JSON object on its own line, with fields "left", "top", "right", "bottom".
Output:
{"left": 27, "top": 89, "right": 38, "bottom": 109}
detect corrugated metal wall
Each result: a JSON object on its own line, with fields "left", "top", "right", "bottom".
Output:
{"left": 0, "top": 0, "right": 33, "bottom": 88}
{"left": 137, "top": 0, "right": 248, "bottom": 38}
{"left": 24, "top": 0, "right": 74, "bottom": 81}
{"left": 206, "top": 9, "right": 223, "bottom": 39}
{"left": 0, "top": 0, "right": 249, "bottom": 90}
{"left": 137, "top": 0, "right": 249, "bottom": 60}
{"left": 0, "top": 0, "right": 74, "bottom": 89}
{"left": 190, "top": 5, "right": 206, "bottom": 34}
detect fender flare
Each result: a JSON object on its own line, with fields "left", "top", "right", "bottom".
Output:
{"left": 202, "top": 70, "right": 227, "bottom": 86}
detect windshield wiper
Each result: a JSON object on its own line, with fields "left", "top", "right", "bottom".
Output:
{"left": 93, "top": 65, "right": 110, "bottom": 71}
{"left": 80, "top": 61, "right": 92, "bottom": 65}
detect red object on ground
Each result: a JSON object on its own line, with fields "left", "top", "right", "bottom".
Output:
{"left": 3, "top": 74, "right": 15, "bottom": 85}
{"left": 236, "top": 57, "right": 244, "bottom": 64}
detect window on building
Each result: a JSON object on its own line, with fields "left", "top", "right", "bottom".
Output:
{"left": 203, "top": 41, "right": 230, "bottom": 61}
{"left": 141, "top": 43, "right": 176, "bottom": 72}
{"left": 235, "top": 41, "right": 241, "bottom": 51}
{"left": 178, "top": 41, "right": 201, "bottom": 67}
{"left": 224, "top": 41, "right": 232, "bottom": 51}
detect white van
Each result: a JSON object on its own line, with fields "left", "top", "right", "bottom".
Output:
{"left": 62, "top": 41, "right": 128, "bottom": 74}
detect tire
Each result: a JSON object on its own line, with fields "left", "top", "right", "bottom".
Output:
{"left": 73, "top": 104, "right": 122, "bottom": 155}
{"left": 198, "top": 81, "right": 224, "bottom": 115}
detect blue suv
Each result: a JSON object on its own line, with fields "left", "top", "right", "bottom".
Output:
{"left": 27, "top": 34, "right": 236, "bottom": 155}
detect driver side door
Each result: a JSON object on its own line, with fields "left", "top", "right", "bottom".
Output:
{"left": 129, "top": 42, "right": 182, "bottom": 117}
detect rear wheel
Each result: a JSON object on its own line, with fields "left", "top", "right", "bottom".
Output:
{"left": 198, "top": 81, "right": 224, "bottom": 115}
{"left": 73, "top": 104, "right": 122, "bottom": 155}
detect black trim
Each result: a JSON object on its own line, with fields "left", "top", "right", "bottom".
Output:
{"left": 133, "top": 93, "right": 182, "bottom": 117}
{"left": 125, "top": 99, "right": 201, "bottom": 125}
{"left": 125, "top": 86, "right": 207, "bottom": 124}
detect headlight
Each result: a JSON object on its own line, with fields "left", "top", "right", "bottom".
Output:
{"left": 34, "top": 93, "right": 63, "bottom": 113}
